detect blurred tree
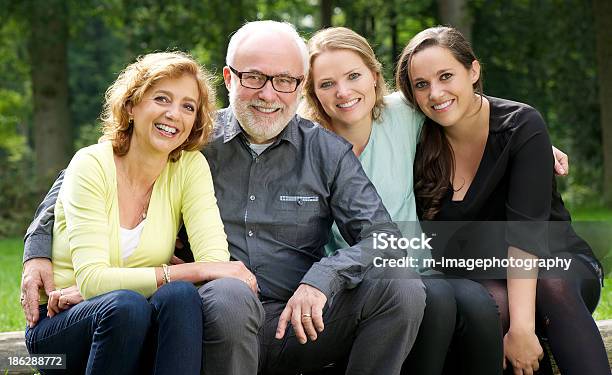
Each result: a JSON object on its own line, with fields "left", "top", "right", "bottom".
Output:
{"left": 472, "top": 0, "right": 601, "bottom": 206}
{"left": 29, "top": 0, "right": 72, "bottom": 189}
{"left": 320, "top": 0, "right": 333, "bottom": 28}
{"left": 0, "top": 0, "right": 609, "bottom": 238}
{"left": 437, "top": 0, "right": 472, "bottom": 42}
{"left": 594, "top": 0, "right": 612, "bottom": 207}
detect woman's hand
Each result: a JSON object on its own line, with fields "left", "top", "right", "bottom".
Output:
{"left": 201, "top": 261, "right": 257, "bottom": 294}
{"left": 552, "top": 145, "right": 569, "bottom": 176}
{"left": 47, "top": 285, "right": 84, "bottom": 318}
{"left": 503, "top": 328, "right": 544, "bottom": 375}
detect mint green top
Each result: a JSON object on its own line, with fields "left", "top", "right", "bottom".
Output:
{"left": 325, "top": 92, "right": 431, "bottom": 271}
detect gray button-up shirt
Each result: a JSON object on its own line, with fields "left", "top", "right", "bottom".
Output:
{"left": 24, "top": 108, "right": 403, "bottom": 302}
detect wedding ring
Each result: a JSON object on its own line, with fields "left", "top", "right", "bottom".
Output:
{"left": 301, "top": 313, "right": 312, "bottom": 319}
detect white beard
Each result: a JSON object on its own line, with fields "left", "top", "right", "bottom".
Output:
{"left": 229, "top": 86, "right": 298, "bottom": 143}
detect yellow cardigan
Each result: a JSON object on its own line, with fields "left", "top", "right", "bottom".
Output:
{"left": 47, "top": 142, "right": 229, "bottom": 301}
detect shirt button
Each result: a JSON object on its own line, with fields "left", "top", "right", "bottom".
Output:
{"left": 248, "top": 230, "right": 254, "bottom": 237}
{"left": 249, "top": 195, "right": 256, "bottom": 201}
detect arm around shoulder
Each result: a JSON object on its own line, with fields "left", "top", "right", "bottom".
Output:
{"left": 23, "top": 170, "right": 65, "bottom": 263}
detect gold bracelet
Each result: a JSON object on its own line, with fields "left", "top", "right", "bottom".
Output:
{"left": 162, "top": 264, "right": 171, "bottom": 284}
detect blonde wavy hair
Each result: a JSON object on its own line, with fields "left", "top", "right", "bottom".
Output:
{"left": 302, "top": 27, "right": 387, "bottom": 129}
{"left": 99, "top": 51, "right": 216, "bottom": 162}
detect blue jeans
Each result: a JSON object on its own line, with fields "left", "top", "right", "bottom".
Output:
{"left": 25, "top": 281, "right": 203, "bottom": 375}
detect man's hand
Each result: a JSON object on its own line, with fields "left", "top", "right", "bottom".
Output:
{"left": 552, "top": 146, "right": 569, "bottom": 176}
{"left": 503, "top": 328, "right": 544, "bottom": 375}
{"left": 47, "top": 285, "right": 83, "bottom": 318}
{"left": 21, "top": 258, "right": 55, "bottom": 327}
{"left": 275, "top": 284, "right": 327, "bottom": 344}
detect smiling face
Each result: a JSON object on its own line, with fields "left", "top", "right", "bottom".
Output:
{"left": 409, "top": 45, "right": 480, "bottom": 128}
{"left": 128, "top": 74, "right": 199, "bottom": 157}
{"left": 312, "top": 49, "right": 377, "bottom": 130}
{"left": 224, "top": 31, "right": 305, "bottom": 144}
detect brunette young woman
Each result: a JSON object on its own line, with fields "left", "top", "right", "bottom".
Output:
{"left": 396, "top": 26, "right": 607, "bottom": 375}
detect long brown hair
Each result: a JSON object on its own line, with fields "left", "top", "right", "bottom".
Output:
{"left": 395, "top": 26, "right": 483, "bottom": 219}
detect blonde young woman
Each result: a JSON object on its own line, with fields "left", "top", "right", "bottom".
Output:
{"left": 24, "top": 52, "right": 255, "bottom": 374}
{"left": 396, "top": 26, "right": 607, "bottom": 375}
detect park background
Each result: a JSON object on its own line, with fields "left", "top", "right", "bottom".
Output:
{"left": 0, "top": 0, "right": 611, "bottom": 331}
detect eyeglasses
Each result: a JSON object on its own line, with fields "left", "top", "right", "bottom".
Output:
{"left": 228, "top": 66, "right": 303, "bottom": 93}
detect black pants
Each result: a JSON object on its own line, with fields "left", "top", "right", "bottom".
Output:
{"left": 404, "top": 276, "right": 503, "bottom": 375}
{"left": 480, "top": 253, "right": 607, "bottom": 375}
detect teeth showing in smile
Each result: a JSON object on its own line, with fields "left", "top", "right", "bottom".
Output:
{"left": 433, "top": 100, "right": 453, "bottom": 110}
{"left": 254, "top": 106, "right": 279, "bottom": 113}
{"left": 155, "top": 123, "right": 177, "bottom": 134}
{"left": 337, "top": 98, "right": 359, "bottom": 108}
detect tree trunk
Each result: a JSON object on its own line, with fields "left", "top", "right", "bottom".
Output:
{"left": 29, "top": 0, "right": 72, "bottom": 189}
{"left": 437, "top": 0, "right": 472, "bottom": 42}
{"left": 594, "top": 0, "right": 612, "bottom": 207}
{"left": 320, "top": 0, "right": 333, "bottom": 28}
{"left": 217, "top": 0, "right": 244, "bottom": 107}
{"left": 388, "top": 1, "right": 398, "bottom": 69}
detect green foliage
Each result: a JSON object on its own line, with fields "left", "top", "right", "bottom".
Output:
{"left": 471, "top": 0, "right": 602, "bottom": 206}
{"left": 0, "top": 237, "right": 25, "bottom": 332}
{"left": 0, "top": 0, "right": 607, "bottom": 237}
{"left": 0, "top": 16, "right": 38, "bottom": 238}
{"left": 0, "top": 149, "right": 39, "bottom": 239}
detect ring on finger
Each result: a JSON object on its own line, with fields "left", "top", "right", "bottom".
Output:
{"left": 59, "top": 288, "right": 64, "bottom": 297}
{"left": 301, "top": 313, "right": 312, "bottom": 319}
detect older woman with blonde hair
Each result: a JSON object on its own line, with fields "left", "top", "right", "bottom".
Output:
{"left": 24, "top": 51, "right": 255, "bottom": 375}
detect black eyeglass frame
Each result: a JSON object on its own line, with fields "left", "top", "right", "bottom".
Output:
{"left": 228, "top": 65, "right": 303, "bottom": 93}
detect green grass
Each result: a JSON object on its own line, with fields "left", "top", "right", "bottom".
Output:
{"left": 0, "top": 237, "right": 25, "bottom": 331}
{"left": 571, "top": 206, "right": 612, "bottom": 221}
{"left": 593, "top": 285, "right": 612, "bottom": 320}
{"left": 569, "top": 206, "right": 612, "bottom": 320}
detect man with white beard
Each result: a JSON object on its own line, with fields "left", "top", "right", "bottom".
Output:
{"left": 21, "top": 21, "right": 425, "bottom": 375}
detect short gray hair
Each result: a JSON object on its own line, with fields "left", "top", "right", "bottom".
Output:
{"left": 226, "top": 20, "right": 309, "bottom": 75}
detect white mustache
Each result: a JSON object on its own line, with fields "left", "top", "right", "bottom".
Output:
{"left": 249, "top": 99, "right": 284, "bottom": 110}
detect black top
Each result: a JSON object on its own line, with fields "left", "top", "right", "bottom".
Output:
{"left": 420, "top": 96, "right": 594, "bottom": 270}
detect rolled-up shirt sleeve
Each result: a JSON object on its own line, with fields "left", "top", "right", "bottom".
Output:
{"left": 301, "top": 148, "right": 404, "bottom": 300}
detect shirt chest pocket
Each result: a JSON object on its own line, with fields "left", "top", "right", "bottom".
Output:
{"left": 275, "top": 195, "right": 321, "bottom": 248}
